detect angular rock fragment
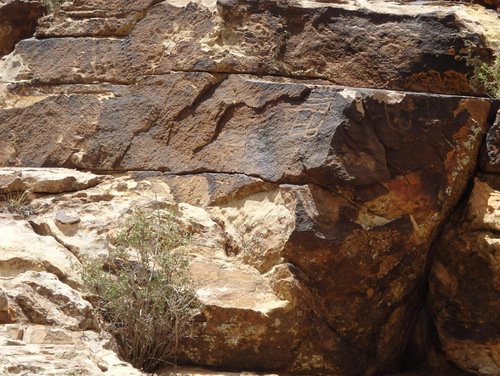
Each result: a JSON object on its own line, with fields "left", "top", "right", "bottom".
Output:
{"left": 0, "top": 218, "right": 81, "bottom": 287}
{"left": 0, "top": 167, "right": 103, "bottom": 193}
{"left": 1, "top": 271, "right": 93, "bottom": 330}
{"left": 0, "top": 324, "right": 145, "bottom": 375}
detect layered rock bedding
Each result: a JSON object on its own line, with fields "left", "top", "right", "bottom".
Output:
{"left": 1, "top": 0, "right": 500, "bottom": 375}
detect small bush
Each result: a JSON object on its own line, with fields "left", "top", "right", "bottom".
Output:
{"left": 476, "top": 55, "right": 500, "bottom": 99}
{"left": 462, "top": 42, "right": 500, "bottom": 98}
{"left": 41, "top": 0, "right": 68, "bottom": 13}
{"left": 0, "top": 190, "right": 36, "bottom": 219}
{"left": 79, "top": 207, "right": 200, "bottom": 372}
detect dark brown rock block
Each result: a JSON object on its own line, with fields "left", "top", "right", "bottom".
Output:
{"left": 11, "top": 0, "right": 491, "bottom": 94}
{"left": 0, "top": 76, "right": 491, "bottom": 192}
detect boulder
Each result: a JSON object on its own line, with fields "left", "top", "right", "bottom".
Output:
{"left": 182, "top": 257, "right": 306, "bottom": 371}
{"left": 0, "top": 167, "right": 103, "bottom": 193}
{"left": 0, "top": 77, "right": 492, "bottom": 184}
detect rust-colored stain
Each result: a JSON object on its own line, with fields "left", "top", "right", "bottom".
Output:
{"left": 404, "top": 70, "right": 472, "bottom": 95}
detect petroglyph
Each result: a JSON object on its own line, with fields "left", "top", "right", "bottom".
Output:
{"left": 289, "top": 96, "right": 334, "bottom": 138}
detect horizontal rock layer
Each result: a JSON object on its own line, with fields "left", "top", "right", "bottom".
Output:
{"left": 0, "top": 76, "right": 492, "bottom": 188}
{"left": 3, "top": 0, "right": 500, "bottom": 94}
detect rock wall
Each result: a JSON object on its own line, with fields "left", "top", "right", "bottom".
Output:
{"left": 1, "top": 0, "right": 500, "bottom": 375}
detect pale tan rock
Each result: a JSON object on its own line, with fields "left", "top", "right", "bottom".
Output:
{"left": 0, "top": 323, "right": 23, "bottom": 344}
{"left": 0, "top": 218, "right": 81, "bottom": 287}
{"left": 192, "top": 257, "right": 288, "bottom": 312}
{"left": 208, "top": 189, "right": 295, "bottom": 273}
{"left": 181, "top": 255, "right": 307, "bottom": 370}
{"left": 0, "top": 167, "right": 103, "bottom": 194}
{"left": 30, "top": 174, "right": 176, "bottom": 259}
{"left": 0, "top": 324, "right": 145, "bottom": 376}
{"left": 23, "top": 325, "right": 76, "bottom": 345}
{"left": 1, "top": 271, "right": 94, "bottom": 330}
{"left": 466, "top": 175, "right": 500, "bottom": 232}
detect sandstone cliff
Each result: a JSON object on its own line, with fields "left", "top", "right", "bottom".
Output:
{"left": 0, "top": 0, "right": 500, "bottom": 375}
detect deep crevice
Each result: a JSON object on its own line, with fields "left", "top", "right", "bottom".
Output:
{"left": 397, "top": 153, "right": 482, "bottom": 374}
{"left": 0, "top": 1, "right": 45, "bottom": 57}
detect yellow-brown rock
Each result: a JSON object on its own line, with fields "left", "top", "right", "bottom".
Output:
{"left": 430, "top": 174, "right": 500, "bottom": 376}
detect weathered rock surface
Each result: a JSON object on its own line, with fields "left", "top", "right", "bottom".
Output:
{"left": 0, "top": 155, "right": 493, "bottom": 374}
{"left": 5, "top": 0, "right": 497, "bottom": 94}
{"left": 480, "top": 109, "right": 500, "bottom": 173}
{"left": 429, "top": 174, "right": 500, "bottom": 376}
{"left": 163, "top": 173, "right": 277, "bottom": 206}
{"left": 0, "top": 218, "right": 81, "bottom": 287}
{"left": 0, "top": 0, "right": 499, "bottom": 375}
{"left": 0, "top": 167, "right": 103, "bottom": 193}
{"left": 1, "top": 271, "right": 94, "bottom": 330}
{"left": 0, "top": 324, "right": 145, "bottom": 375}
{"left": 0, "top": 77, "right": 492, "bottom": 188}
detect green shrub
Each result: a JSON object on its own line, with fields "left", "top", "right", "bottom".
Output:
{"left": 79, "top": 207, "right": 200, "bottom": 372}
{"left": 41, "top": 0, "right": 67, "bottom": 13}
{"left": 462, "top": 42, "right": 500, "bottom": 98}
{"left": 476, "top": 55, "right": 500, "bottom": 99}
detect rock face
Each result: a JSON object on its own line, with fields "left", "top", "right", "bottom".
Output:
{"left": 2, "top": 86, "right": 490, "bottom": 373}
{"left": 6, "top": 0, "right": 494, "bottom": 94}
{"left": 429, "top": 174, "right": 500, "bottom": 376}
{"left": 0, "top": 0, "right": 500, "bottom": 375}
